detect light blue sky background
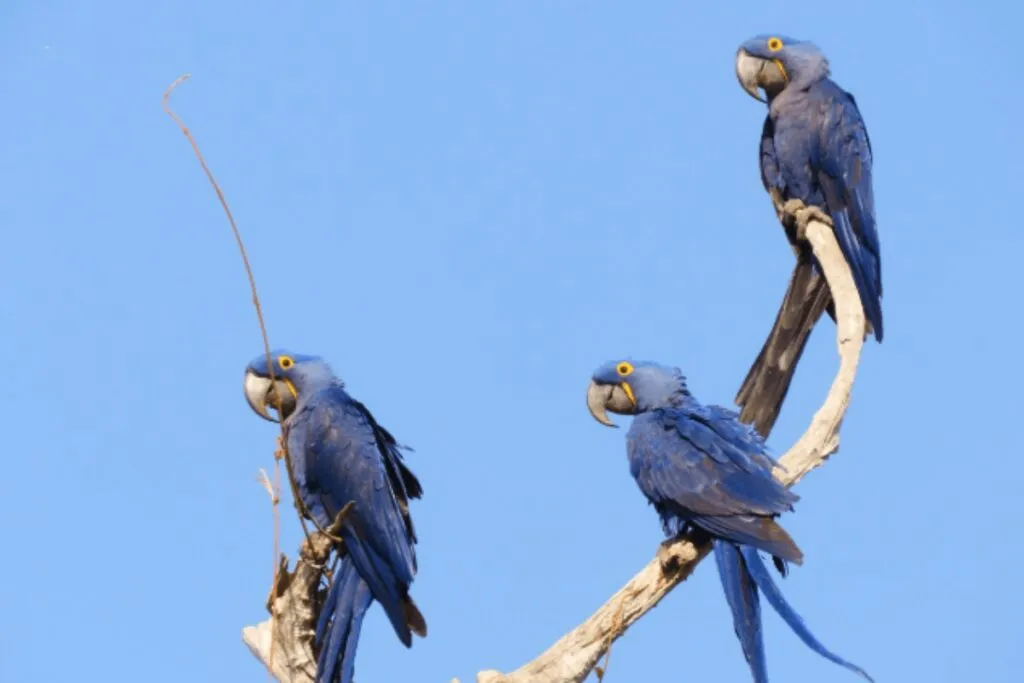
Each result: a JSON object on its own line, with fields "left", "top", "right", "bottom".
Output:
{"left": 2, "top": 2, "right": 1021, "bottom": 682}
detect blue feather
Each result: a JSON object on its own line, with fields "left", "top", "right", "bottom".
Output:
{"left": 592, "top": 360, "right": 873, "bottom": 683}
{"left": 315, "top": 555, "right": 344, "bottom": 643}
{"left": 740, "top": 546, "right": 875, "bottom": 682}
{"left": 245, "top": 351, "right": 426, "bottom": 683}
{"left": 338, "top": 524, "right": 412, "bottom": 644}
{"left": 286, "top": 388, "right": 424, "bottom": 647}
{"left": 714, "top": 540, "right": 768, "bottom": 683}
{"left": 316, "top": 558, "right": 373, "bottom": 683}
{"left": 754, "top": 46, "right": 884, "bottom": 341}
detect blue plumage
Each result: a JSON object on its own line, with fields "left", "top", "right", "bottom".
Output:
{"left": 745, "top": 35, "right": 882, "bottom": 338}
{"left": 766, "top": 79, "right": 881, "bottom": 337}
{"left": 315, "top": 558, "right": 373, "bottom": 683}
{"left": 714, "top": 540, "right": 767, "bottom": 682}
{"left": 741, "top": 544, "right": 873, "bottom": 681}
{"left": 735, "top": 36, "right": 883, "bottom": 437}
{"left": 244, "top": 351, "right": 425, "bottom": 683}
{"left": 588, "top": 359, "right": 872, "bottom": 683}
{"left": 286, "top": 390, "right": 421, "bottom": 640}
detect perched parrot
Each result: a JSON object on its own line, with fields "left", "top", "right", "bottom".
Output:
{"left": 734, "top": 35, "right": 882, "bottom": 437}
{"left": 586, "top": 359, "right": 872, "bottom": 683}
{"left": 244, "top": 350, "right": 426, "bottom": 683}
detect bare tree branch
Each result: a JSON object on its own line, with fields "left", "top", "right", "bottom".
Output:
{"left": 244, "top": 503, "right": 356, "bottom": 683}
{"left": 243, "top": 534, "right": 331, "bottom": 683}
{"left": 241, "top": 210, "right": 867, "bottom": 683}
{"left": 471, "top": 211, "right": 866, "bottom": 683}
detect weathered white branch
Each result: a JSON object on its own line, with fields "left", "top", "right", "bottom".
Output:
{"left": 243, "top": 533, "right": 334, "bottom": 683}
{"left": 242, "top": 211, "right": 866, "bottom": 683}
{"left": 470, "top": 213, "right": 866, "bottom": 683}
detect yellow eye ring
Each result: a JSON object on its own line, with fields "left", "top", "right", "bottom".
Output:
{"left": 767, "top": 37, "right": 784, "bottom": 52}
{"left": 278, "top": 355, "right": 295, "bottom": 370}
{"left": 616, "top": 361, "right": 634, "bottom": 377}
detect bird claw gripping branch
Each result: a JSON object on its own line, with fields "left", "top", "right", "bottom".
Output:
{"left": 783, "top": 199, "right": 834, "bottom": 242}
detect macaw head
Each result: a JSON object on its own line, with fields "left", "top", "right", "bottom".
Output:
{"left": 735, "top": 35, "right": 829, "bottom": 102}
{"left": 586, "top": 359, "right": 689, "bottom": 427}
{"left": 243, "top": 349, "right": 332, "bottom": 422}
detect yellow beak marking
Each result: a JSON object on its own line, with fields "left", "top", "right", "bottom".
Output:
{"left": 774, "top": 59, "right": 789, "bottom": 84}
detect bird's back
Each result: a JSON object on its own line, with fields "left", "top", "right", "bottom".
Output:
{"left": 808, "top": 77, "right": 882, "bottom": 337}
{"left": 289, "top": 387, "right": 418, "bottom": 585}
{"left": 627, "top": 404, "right": 801, "bottom": 562}
{"left": 627, "top": 403, "right": 782, "bottom": 482}
{"left": 765, "top": 75, "right": 883, "bottom": 338}
{"left": 768, "top": 78, "right": 868, "bottom": 196}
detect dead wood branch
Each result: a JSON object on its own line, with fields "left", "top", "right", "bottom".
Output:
{"left": 243, "top": 505, "right": 354, "bottom": 683}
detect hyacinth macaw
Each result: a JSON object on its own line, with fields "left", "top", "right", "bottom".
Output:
{"left": 586, "top": 359, "right": 872, "bottom": 683}
{"left": 244, "top": 351, "right": 426, "bottom": 683}
{"left": 734, "top": 35, "right": 882, "bottom": 437}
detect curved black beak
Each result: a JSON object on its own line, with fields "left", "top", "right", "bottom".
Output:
{"left": 586, "top": 380, "right": 637, "bottom": 428}
{"left": 243, "top": 369, "right": 297, "bottom": 423}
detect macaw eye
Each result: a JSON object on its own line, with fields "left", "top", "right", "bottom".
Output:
{"left": 278, "top": 355, "right": 295, "bottom": 370}
{"left": 616, "top": 362, "right": 634, "bottom": 376}
{"left": 767, "top": 37, "right": 784, "bottom": 52}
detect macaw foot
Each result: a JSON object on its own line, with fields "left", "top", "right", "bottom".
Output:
{"left": 782, "top": 199, "right": 833, "bottom": 241}
{"left": 325, "top": 502, "right": 355, "bottom": 540}
{"left": 656, "top": 539, "right": 682, "bottom": 573}
{"left": 781, "top": 198, "right": 806, "bottom": 218}
{"left": 310, "top": 501, "right": 356, "bottom": 548}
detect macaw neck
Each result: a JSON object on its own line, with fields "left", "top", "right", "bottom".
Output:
{"left": 768, "top": 55, "right": 830, "bottom": 108}
{"left": 291, "top": 362, "right": 342, "bottom": 397}
{"left": 632, "top": 367, "right": 692, "bottom": 412}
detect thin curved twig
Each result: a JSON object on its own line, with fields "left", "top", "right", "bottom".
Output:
{"left": 471, "top": 213, "right": 866, "bottom": 683}
{"left": 161, "top": 74, "right": 298, "bottom": 674}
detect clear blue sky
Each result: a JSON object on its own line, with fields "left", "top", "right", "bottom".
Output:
{"left": 2, "top": 2, "right": 1020, "bottom": 682}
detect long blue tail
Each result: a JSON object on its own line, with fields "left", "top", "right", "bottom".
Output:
{"left": 738, "top": 544, "right": 875, "bottom": 682}
{"left": 315, "top": 556, "right": 374, "bottom": 683}
{"left": 714, "top": 540, "right": 769, "bottom": 683}
{"left": 340, "top": 525, "right": 420, "bottom": 646}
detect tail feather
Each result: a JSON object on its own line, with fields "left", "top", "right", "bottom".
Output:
{"left": 739, "top": 545, "right": 875, "bottom": 682}
{"left": 316, "top": 557, "right": 374, "bottom": 683}
{"left": 736, "top": 257, "right": 832, "bottom": 438}
{"left": 714, "top": 540, "right": 768, "bottom": 683}
{"left": 694, "top": 514, "right": 803, "bottom": 566}
{"left": 832, "top": 209, "right": 884, "bottom": 341}
{"left": 403, "top": 596, "right": 428, "bottom": 638}
{"left": 315, "top": 556, "right": 344, "bottom": 643}
{"left": 341, "top": 527, "right": 415, "bottom": 646}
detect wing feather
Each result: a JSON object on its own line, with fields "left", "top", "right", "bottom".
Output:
{"left": 628, "top": 406, "right": 801, "bottom": 560}
{"left": 287, "top": 389, "right": 420, "bottom": 645}
{"left": 815, "top": 81, "right": 884, "bottom": 339}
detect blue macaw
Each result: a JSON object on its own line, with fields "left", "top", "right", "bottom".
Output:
{"left": 586, "top": 359, "right": 872, "bottom": 683}
{"left": 244, "top": 351, "right": 426, "bottom": 683}
{"left": 734, "top": 35, "right": 882, "bottom": 437}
